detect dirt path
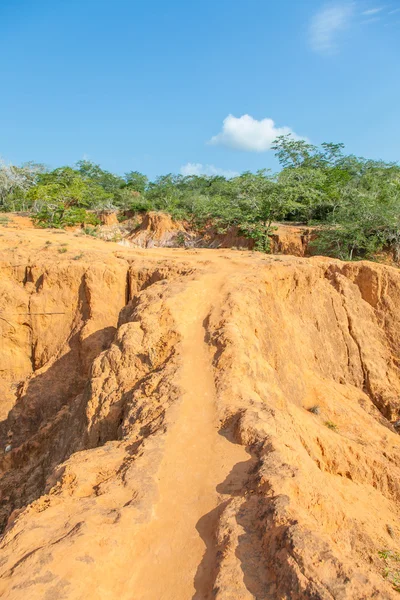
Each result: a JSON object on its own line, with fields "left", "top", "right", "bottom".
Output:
{"left": 125, "top": 271, "right": 249, "bottom": 599}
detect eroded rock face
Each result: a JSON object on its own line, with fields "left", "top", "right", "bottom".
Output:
{"left": 0, "top": 229, "right": 400, "bottom": 599}
{"left": 123, "top": 211, "right": 314, "bottom": 255}
{"left": 128, "top": 211, "right": 188, "bottom": 248}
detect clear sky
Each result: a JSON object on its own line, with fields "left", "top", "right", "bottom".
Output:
{"left": 0, "top": 0, "right": 399, "bottom": 178}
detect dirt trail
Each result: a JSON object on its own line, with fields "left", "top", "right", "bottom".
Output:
{"left": 124, "top": 270, "right": 249, "bottom": 600}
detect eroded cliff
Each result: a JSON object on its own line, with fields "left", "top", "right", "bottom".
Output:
{"left": 0, "top": 227, "right": 400, "bottom": 599}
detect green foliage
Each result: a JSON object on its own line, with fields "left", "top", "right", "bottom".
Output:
{"left": 124, "top": 170, "right": 149, "bottom": 194}
{"left": 1, "top": 137, "right": 399, "bottom": 259}
{"left": 311, "top": 160, "right": 400, "bottom": 259}
{"left": 76, "top": 160, "right": 124, "bottom": 193}
{"left": 230, "top": 170, "right": 290, "bottom": 251}
{"left": 114, "top": 188, "right": 153, "bottom": 212}
{"left": 82, "top": 225, "right": 99, "bottom": 237}
{"left": 325, "top": 421, "right": 338, "bottom": 431}
{"left": 33, "top": 206, "right": 99, "bottom": 228}
{"left": 175, "top": 231, "right": 186, "bottom": 247}
{"left": 379, "top": 550, "right": 400, "bottom": 592}
{"left": 28, "top": 167, "right": 111, "bottom": 211}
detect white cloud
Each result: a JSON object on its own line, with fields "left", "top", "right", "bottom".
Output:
{"left": 362, "top": 7, "right": 383, "bottom": 15}
{"left": 309, "top": 3, "right": 354, "bottom": 54}
{"left": 208, "top": 114, "right": 303, "bottom": 152}
{"left": 389, "top": 8, "right": 400, "bottom": 14}
{"left": 180, "top": 162, "right": 239, "bottom": 178}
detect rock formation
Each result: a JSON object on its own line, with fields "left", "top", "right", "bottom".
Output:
{"left": 127, "top": 211, "right": 188, "bottom": 248}
{"left": 0, "top": 225, "right": 400, "bottom": 599}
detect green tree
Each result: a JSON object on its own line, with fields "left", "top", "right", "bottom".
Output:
{"left": 231, "top": 170, "right": 296, "bottom": 250}
{"left": 76, "top": 160, "right": 124, "bottom": 193}
{"left": 312, "top": 160, "right": 400, "bottom": 260}
{"left": 124, "top": 171, "right": 149, "bottom": 194}
{"left": 26, "top": 166, "right": 112, "bottom": 226}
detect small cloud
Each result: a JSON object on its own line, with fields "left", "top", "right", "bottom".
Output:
{"left": 362, "top": 7, "right": 383, "bottom": 15}
{"left": 180, "top": 163, "right": 239, "bottom": 178}
{"left": 309, "top": 2, "right": 355, "bottom": 54}
{"left": 208, "top": 114, "right": 303, "bottom": 152}
{"left": 389, "top": 7, "right": 400, "bottom": 14}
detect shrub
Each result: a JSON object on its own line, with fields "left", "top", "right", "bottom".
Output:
{"left": 175, "top": 231, "right": 186, "bottom": 247}
{"left": 33, "top": 206, "right": 99, "bottom": 228}
{"left": 82, "top": 226, "right": 99, "bottom": 237}
{"left": 379, "top": 550, "right": 400, "bottom": 592}
{"left": 325, "top": 421, "right": 338, "bottom": 431}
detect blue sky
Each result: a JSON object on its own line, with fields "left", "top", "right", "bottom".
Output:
{"left": 0, "top": 0, "right": 399, "bottom": 178}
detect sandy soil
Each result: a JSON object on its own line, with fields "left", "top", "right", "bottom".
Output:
{"left": 0, "top": 223, "right": 400, "bottom": 599}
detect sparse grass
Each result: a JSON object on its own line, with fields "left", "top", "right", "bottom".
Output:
{"left": 106, "top": 233, "right": 122, "bottom": 243}
{"left": 0, "top": 216, "right": 9, "bottom": 226}
{"left": 379, "top": 550, "right": 400, "bottom": 592}
{"left": 325, "top": 421, "right": 338, "bottom": 431}
{"left": 58, "top": 247, "right": 68, "bottom": 254}
{"left": 83, "top": 226, "right": 99, "bottom": 237}
{"left": 308, "top": 405, "right": 320, "bottom": 415}
{"left": 175, "top": 231, "right": 186, "bottom": 247}
{"left": 379, "top": 550, "right": 400, "bottom": 561}
{"left": 45, "top": 240, "right": 52, "bottom": 245}
{"left": 73, "top": 253, "right": 84, "bottom": 260}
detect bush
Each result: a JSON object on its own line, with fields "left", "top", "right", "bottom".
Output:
{"left": 325, "top": 421, "right": 338, "bottom": 431}
{"left": 33, "top": 206, "right": 99, "bottom": 228}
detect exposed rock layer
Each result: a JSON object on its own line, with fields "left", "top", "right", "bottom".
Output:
{"left": 0, "top": 227, "right": 400, "bottom": 599}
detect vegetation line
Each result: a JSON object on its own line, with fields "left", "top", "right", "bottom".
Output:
{"left": 1, "top": 135, "right": 399, "bottom": 260}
